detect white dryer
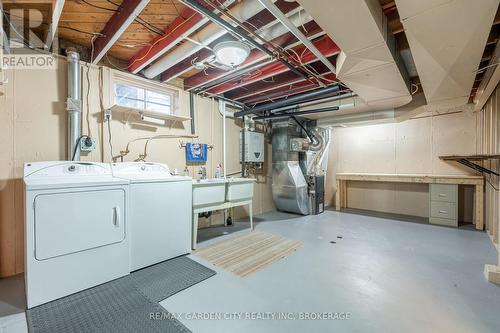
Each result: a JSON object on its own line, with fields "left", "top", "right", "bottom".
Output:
{"left": 111, "top": 162, "right": 192, "bottom": 271}
{"left": 24, "top": 161, "right": 130, "bottom": 308}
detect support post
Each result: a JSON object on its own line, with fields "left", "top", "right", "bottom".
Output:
{"left": 335, "top": 179, "right": 341, "bottom": 210}
{"left": 475, "top": 183, "right": 484, "bottom": 230}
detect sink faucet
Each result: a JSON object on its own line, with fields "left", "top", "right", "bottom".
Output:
{"left": 198, "top": 166, "right": 207, "bottom": 180}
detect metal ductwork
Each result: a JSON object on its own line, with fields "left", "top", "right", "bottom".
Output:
{"left": 271, "top": 118, "right": 329, "bottom": 215}
{"left": 272, "top": 120, "right": 309, "bottom": 215}
{"left": 297, "top": 0, "right": 412, "bottom": 110}
{"left": 66, "top": 49, "right": 82, "bottom": 161}
{"left": 396, "top": 0, "right": 498, "bottom": 109}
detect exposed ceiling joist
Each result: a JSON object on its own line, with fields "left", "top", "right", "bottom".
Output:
{"left": 45, "top": 0, "right": 65, "bottom": 50}
{"left": 159, "top": 0, "right": 303, "bottom": 83}
{"left": 127, "top": 6, "right": 208, "bottom": 73}
{"left": 257, "top": 0, "right": 336, "bottom": 74}
{"left": 92, "top": 0, "right": 150, "bottom": 64}
{"left": 183, "top": 21, "right": 323, "bottom": 90}
{"left": 207, "top": 36, "right": 339, "bottom": 95}
{"left": 226, "top": 58, "right": 336, "bottom": 101}
{"left": 241, "top": 73, "right": 337, "bottom": 104}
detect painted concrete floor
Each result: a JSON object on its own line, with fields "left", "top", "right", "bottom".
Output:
{"left": 1, "top": 210, "right": 499, "bottom": 333}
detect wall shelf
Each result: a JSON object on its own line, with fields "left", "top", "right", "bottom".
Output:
{"left": 439, "top": 154, "right": 500, "bottom": 176}
{"left": 109, "top": 104, "right": 191, "bottom": 122}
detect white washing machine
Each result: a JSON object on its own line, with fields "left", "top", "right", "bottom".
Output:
{"left": 111, "top": 162, "right": 192, "bottom": 271}
{"left": 24, "top": 161, "right": 130, "bottom": 308}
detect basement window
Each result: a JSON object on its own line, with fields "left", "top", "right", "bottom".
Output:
{"left": 114, "top": 83, "right": 173, "bottom": 114}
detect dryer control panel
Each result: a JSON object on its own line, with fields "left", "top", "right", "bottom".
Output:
{"left": 24, "top": 162, "right": 111, "bottom": 179}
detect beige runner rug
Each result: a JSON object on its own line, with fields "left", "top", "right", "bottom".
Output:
{"left": 194, "top": 231, "right": 302, "bottom": 277}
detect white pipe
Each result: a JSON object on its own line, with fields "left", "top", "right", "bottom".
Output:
{"left": 219, "top": 100, "right": 227, "bottom": 179}
{"left": 218, "top": 100, "right": 242, "bottom": 119}
{"left": 145, "top": 0, "right": 269, "bottom": 78}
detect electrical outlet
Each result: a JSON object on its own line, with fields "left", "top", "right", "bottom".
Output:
{"left": 80, "top": 137, "right": 96, "bottom": 152}
{"left": 104, "top": 109, "right": 112, "bottom": 121}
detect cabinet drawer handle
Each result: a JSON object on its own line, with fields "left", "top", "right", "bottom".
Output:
{"left": 438, "top": 194, "right": 447, "bottom": 197}
{"left": 439, "top": 210, "right": 447, "bottom": 214}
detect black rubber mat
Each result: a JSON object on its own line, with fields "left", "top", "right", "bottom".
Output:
{"left": 27, "top": 256, "right": 216, "bottom": 333}
{"left": 133, "top": 255, "right": 216, "bottom": 303}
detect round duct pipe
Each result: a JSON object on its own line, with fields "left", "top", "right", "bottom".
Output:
{"left": 66, "top": 49, "right": 82, "bottom": 161}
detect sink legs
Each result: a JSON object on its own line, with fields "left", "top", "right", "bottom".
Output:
{"left": 191, "top": 200, "right": 254, "bottom": 251}
{"left": 192, "top": 212, "right": 199, "bottom": 250}
{"left": 249, "top": 202, "right": 253, "bottom": 231}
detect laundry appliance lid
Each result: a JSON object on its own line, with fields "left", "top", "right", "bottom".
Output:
{"left": 111, "top": 162, "right": 191, "bottom": 183}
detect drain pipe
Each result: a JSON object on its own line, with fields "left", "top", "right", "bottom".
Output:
{"left": 66, "top": 49, "right": 82, "bottom": 161}
{"left": 234, "top": 85, "right": 340, "bottom": 117}
{"left": 219, "top": 100, "right": 227, "bottom": 179}
{"left": 189, "top": 92, "right": 196, "bottom": 134}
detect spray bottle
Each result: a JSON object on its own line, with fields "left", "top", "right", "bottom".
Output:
{"left": 215, "top": 163, "right": 222, "bottom": 178}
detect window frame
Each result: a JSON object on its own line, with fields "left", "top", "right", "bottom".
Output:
{"left": 107, "top": 69, "right": 180, "bottom": 115}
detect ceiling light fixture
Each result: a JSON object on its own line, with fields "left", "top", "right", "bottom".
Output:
{"left": 213, "top": 41, "right": 250, "bottom": 67}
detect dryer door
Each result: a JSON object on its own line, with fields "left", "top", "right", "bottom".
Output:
{"left": 34, "top": 188, "right": 126, "bottom": 260}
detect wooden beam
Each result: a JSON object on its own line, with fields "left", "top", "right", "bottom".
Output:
{"left": 92, "top": 0, "right": 150, "bottom": 64}
{"left": 183, "top": 21, "right": 322, "bottom": 90}
{"left": 45, "top": 0, "right": 65, "bottom": 50}
{"left": 127, "top": 6, "right": 207, "bottom": 73}
{"left": 484, "top": 264, "right": 500, "bottom": 284}
{"left": 240, "top": 74, "right": 337, "bottom": 105}
{"left": 226, "top": 59, "right": 335, "bottom": 101}
{"left": 159, "top": 0, "right": 302, "bottom": 83}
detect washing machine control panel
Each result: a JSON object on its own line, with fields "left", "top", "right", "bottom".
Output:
{"left": 112, "top": 162, "right": 171, "bottom": 176}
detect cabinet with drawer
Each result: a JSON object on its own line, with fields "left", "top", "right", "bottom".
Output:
{"left": 429, "top": 184, "right": 458, "bottom": 227}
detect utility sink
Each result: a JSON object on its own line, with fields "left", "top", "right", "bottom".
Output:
{"left": 192, "top": 178, "right": 255, "bottom": 208}
{"left": 192, "top": 178, "right": 226, "bottom": 207}
{"left": 226, "top": 178, "right": 255, "bottom": 202}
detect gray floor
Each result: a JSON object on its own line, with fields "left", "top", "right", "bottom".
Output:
{"left": 1, "top": 210, "right": 500, "bottom": 333}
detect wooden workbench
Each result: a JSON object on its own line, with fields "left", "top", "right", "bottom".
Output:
{"left": 335, "top": 173, "right": 485, "bottom": 230}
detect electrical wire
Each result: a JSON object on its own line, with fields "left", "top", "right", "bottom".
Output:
{"left": 80, "top": 0, "right": 116, "bottom": 12}
{"left": 59, "top": 26, "right": 104, "bottom": 36}
{"left": 128, "top": 10, "right": 198, "bottom": 69}
{"left": 473, "top": 61, "right": 500, "bottom": 74}
{"left": 71, "top": 136, "right": 89, "bottom": 161}
{"left": 98, "top": 67, "right": 106, "bottom": 162}
{"left": 106, "top": 117, "right": 114, "bottom": 161}
{"left": 85, "top": 35, "right": 97, "bottom": 138}
{"left": 79, "top": 0, "right": 165, "bottom": 37}
{"left": 105, "top": 53, "right": 129, "bottom": 70}
{"left": 4, "top": 10, "right": 104, "bottom": 37}
{"left": 195, "top": 1, "right": 333, "bottom": 90}
{"left": 1, "top": 11, "right": 48, "bottom": 53}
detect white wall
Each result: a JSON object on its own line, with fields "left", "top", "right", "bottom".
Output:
{"left": 0, "top": 59, "right": 274, "bottom": 277}
{"left": 325, "top": 111, "right": 478, "bottom": 219}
